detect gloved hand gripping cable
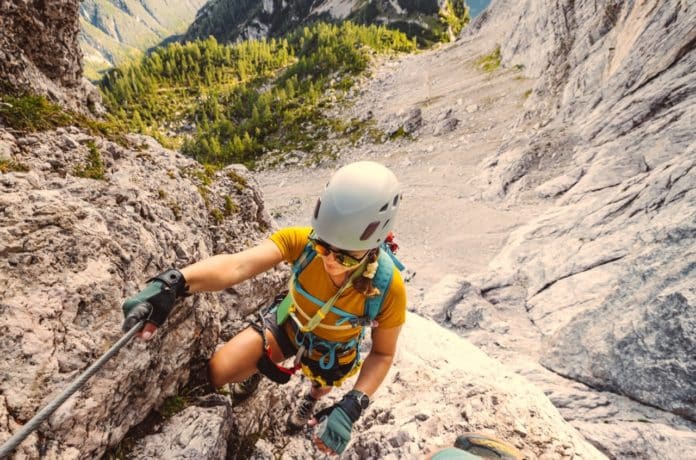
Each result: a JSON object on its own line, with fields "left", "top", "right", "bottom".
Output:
{"left": 121, "top": 268, "right": 189, "bottom": 332}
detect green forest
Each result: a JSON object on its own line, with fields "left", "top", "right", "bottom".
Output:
{"left": 99, "top": 22, "right": 418, "bottom": 168}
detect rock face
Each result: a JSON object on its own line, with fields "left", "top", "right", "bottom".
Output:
{"left": 0, "top": 123, "right": 607, "bottom": 459}
{"left": 429, "top": 0, "right": 696, "bottom": 456}
{"left": 347, "top": 314, "right": 604, "bottom": 459}
{"left": 470, "top": 0, "right": 694, "bottom": 200}
{"left": 0, "top": 1, "right": 101, "bottom": 113}
{"left": 0, "top": 129, "right": 285, "bottom": 458}
{"left": 129, "top": 403, "right": 234, "bottom": 459}
{"left": 185, "top": 0, "right": 457, "bottom": 44}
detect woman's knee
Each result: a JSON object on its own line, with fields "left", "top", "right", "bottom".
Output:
{"left": 208, "top": 327, "right": 264, "bottom": 388}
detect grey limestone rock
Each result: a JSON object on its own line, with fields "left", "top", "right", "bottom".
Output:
{"left": 474, "top": 0, "right": 694, "bottom": 200}
{"left": 130, "top": 405, "right": 234, "bottom": 460}
{"left": 457, "top": 0, "right": 696, "bottom": 456}
{"left": 434, "top": 117, "right": 460, "bottom": 136}
{"left": 417, "top": 274, "right": 471, "bottom": 322}
{"left": 542, "top": 276, "right": 695, "bottom": 420}
{"left": 386, "top": 107, "right": 423, "bottom": 138}
{"left": 0, "top": 0, "right": 102, "bottom": 114}
{"left": 535, "top": 167, "right": 584, "bottom": 198}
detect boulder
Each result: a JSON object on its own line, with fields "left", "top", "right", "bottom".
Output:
{"left": 130, "top": 404, "right": 233, "bottom": 459}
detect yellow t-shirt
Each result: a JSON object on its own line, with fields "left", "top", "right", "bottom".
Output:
{"left": 270, "top": 226, "right": 407, "bottom": 351}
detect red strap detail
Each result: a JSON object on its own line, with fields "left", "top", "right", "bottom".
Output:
{"left": 266, "top": 347, "right": 300, "bottom": 375}
{"left": 385, "top": 231, "right": 399, "bottom": 253}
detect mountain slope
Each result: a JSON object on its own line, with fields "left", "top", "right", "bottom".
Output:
{"left": 184, "top": 0, "right": 470, "bottom": 45}
{"left": 79, "top": 0, "right": 207, "bottom": 79}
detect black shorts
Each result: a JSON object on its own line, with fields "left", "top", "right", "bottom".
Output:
{"left": 260, "top": 306, "right": 358, "bottom": 387}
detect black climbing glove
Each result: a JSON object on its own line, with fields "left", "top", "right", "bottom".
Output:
{"left": 121, "top": 269, "right": 188, "bottom": 332}
{"left": 313, "top": 390, "right": 368, "bottom": 454}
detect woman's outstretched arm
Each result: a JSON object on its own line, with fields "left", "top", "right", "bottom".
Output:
{"left": 181, "top": 239, "right": 284, "bottom": 292}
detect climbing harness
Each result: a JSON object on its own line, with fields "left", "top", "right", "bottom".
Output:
{"left": 252, "top": 306, "right": 305, "bottom": 384}
{"left": 0, "top": 320, "right": 145, "bottom": 459}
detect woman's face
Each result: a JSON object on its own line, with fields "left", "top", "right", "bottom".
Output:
{"left": 319, "top": 248, "right": 369, "bottom": 278}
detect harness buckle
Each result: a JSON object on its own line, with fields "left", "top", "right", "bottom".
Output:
{"left": 293, "top": 345, "right": 306, "bottom": 367}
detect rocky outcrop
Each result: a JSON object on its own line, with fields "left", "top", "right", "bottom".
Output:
{"left": 0, "top": 1, "right": 101, "bottom": 113}
{"left": 0, "top": 129, "right": 285, "bottom": 458}
{"left": 469, "top": 0, "right": 694, "bottom": 199}
{"left": 347, "top": 314, "right": 604, "bottom": 459}
{"left": 434, "top": 0, "right": 696, "bottom": 456}
{"left": 130, "top": 403, "right": 234, "bottom": 459}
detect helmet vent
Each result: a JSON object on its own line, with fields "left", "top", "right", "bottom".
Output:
{"left": 379, "top": 203, "right": 389, "bottom": 212}
{"left": 360, "top": 221, "right": 380, "bottom": 241}
{"left": 313, "top": 199, "right": 321, "bottom": 219}
{"left": 382, "top": 219, "right": 390, "bottom": 229}
{"left": 393, "top": 195, "right": 399, "bottom": 206}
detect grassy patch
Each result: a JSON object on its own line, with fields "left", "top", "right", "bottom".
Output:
{"left": 388, "top": 126, "right": 413, "bottom": 141}
{"left": 73, "top": 140, "right": 106, "bottom": 180}
{"left": 185, "top": 163, "right": 218, "bottom": 187}
{"left": 0, "top": 93, "right": 131, "bottom": 147}
{"left": 227, "top": 170, "right": 247, "bottom": 191}
{"left": 224, "top": 195, "right": 239, "bottom": 215}
{"left": 476, "top": 46, "right": 502, "bottom": 72}
{"left": 198, "top": 185, "right": 211, "bottom": 208}
{"left": 0, "top": 95, "right": 71, "bottom": 131}
{"left": 340, "top": 117, "right": 386, "bottom": 145}
{"left": 0, "top": 158, "right": 29, "bottom": 173}
{"left": 159, "top": 395, "right": 189, "bottom": 419}
{"left": 210, "top": 207, "right": 224, "bottom": 223}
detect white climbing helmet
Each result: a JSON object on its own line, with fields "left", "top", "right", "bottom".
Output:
{"left": 311, "top": 161, "right": 401, "bottom": 251}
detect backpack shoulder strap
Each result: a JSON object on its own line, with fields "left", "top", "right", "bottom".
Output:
{"left": 364, "top": 248, "right": 397, "bottom": 320}
{"left": 292, "top": 240, "right": 316, "bottom": 276}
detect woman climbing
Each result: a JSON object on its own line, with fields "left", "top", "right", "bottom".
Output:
{"left": 121, "top": 160, "right": 407, "bottom": 456}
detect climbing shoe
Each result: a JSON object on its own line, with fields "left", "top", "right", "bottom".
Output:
{"left": 452, "top": 432, "right": 522, "bottom": 459}
{"left": 286, "top": 392, "right": 318, "bottom": 433}
{"left": 231, "top": 373, "right": 262, "bottom": 401}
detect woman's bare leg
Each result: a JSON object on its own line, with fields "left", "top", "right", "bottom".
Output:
{"left": 208, "top": 326, "right": 286, "bottom": 388}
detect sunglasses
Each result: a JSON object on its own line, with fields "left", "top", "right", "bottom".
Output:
{"left": 309, "top": 237, "right": 368, "bottom": 268}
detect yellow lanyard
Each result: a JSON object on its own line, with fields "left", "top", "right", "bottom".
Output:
{"left": 300, "top": 260, "right": 366, "bottom": 332}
